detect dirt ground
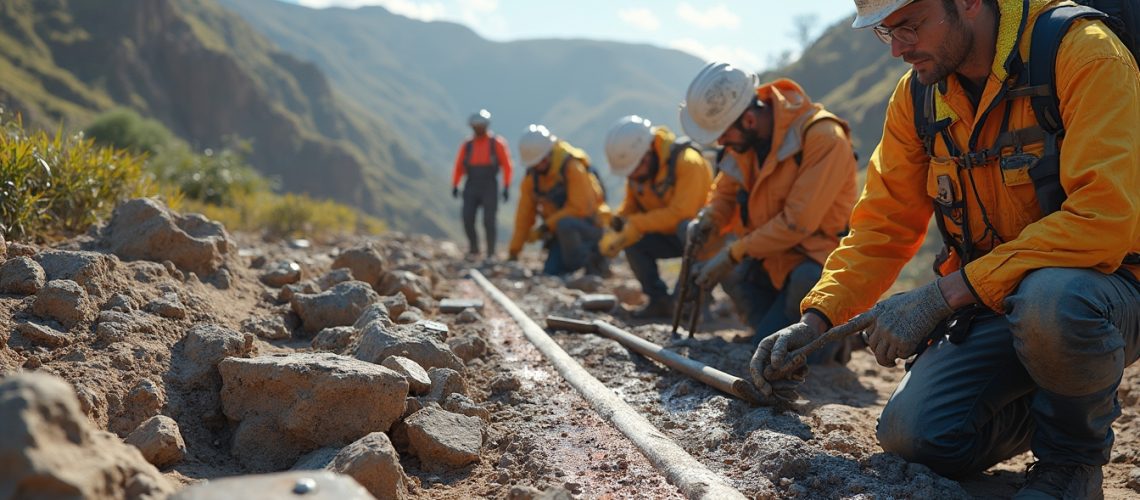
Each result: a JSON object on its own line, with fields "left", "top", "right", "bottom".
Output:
{"left": 3, "top": 227, "right": 1140, "bottom": 499}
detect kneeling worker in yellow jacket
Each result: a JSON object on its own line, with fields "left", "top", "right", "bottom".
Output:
{"left": 509, "top": 124, "right": 611, "bottom": 276}
{"left": 599, "top": 115, "right": 713, "bottom": 318}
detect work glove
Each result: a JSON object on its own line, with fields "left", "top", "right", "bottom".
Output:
{"left": 749, "top": 321, "right": 818, "bottom": 400}
{"left": 452, "top": 187, "right": 459, "bottom": 199}
{"left": 502, "top": 188, "right": 509, "bottom": 202}
{"left": 610, "top": 216, "right": 626, "bottom": 232}
{"left": 598, "top": 224, "right": 640, "bottom": 258}
{"left": 694, "top": 246, "right": 736, "bottom": 289}
{"left": 686, "top": 213, "right": 715, "bottom": 247}
{"left": 526, "top": 224, "right": 550, "bottom": 243}
{"left": 863, "top": 279, "right": 954, "bottom": 366}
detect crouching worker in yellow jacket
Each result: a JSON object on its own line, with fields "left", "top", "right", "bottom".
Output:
{"left": 599, "top": 115, "right": 713, "bottom": 318}
{"left": 680, "top": 62, "right": 858, "bottom": 361}
{"left": 509, "top": 124, "right": 611, "bottom": 276}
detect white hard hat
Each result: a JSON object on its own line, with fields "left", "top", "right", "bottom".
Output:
{"left": 852, "top": 0, "right": 918, "bottom": 29}
{"left": 604, "top": 115, "right": 655, "bottom": 178}
{"left": 679, "top": 62, "right": 758, "bottom": 146}
{"left": 518, "top": 124, "right": 556, "bottom": 167}
{"left": 469, "top": 109, "right": 491, "bottom": 127}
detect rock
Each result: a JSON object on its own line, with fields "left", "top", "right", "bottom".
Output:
{"left": 0, "top": 373, "right": 175, "bottom": 498}
{"left": 125, "top": 415, "right": 187, "bottom": 469}
{"left": 614, "top": 281, "right": 645, "bottom": 306}
{"left": 262, "top": 260, "right": 302, "bottom": 287}
{"left": 318, "top": 268, "right": 355, "bottom": 291}
{"left": 277, "top": 281, "right": 319, "bottom": 303}
{"left": 442, "top": 394, "right": 491, "bottom": 423}
{"left": 353, "top": 303, "right": 392, "bottom": 331}
{"left": 380, "top": 356, "right": 432, "bottom": 395}
{"left": 381, "top": 293, "right": 408, "bottom": 318}
{"left": 377, "top": 271, "right": 431, "bottom": 304}
{"left": 0, "top": 256, "right": 46, "bottom": 295}
{"left": 354, "top": 321, "right": 464, "bottom": 373}
{"left": 211, "top": 267, "right": 234, "bottom": 289}
{"left": 33, "top": 250, "right": 117, "bottom": 296}
{"left": 447, "top": 335, "right": 487, "bottom": 362}
{"left": 116, "top": 379, "right": 166, "bottom": 435}
{"left": 32, "top": 279, "right": 93, "bottom": 328}
{"left": 219, "top": 353, "right": 409, "bottom": 471}
{"left": 439, "top": 298, "right": 484, "bottom": 314}
{"left": 1127, "top": 467, "right": 1140, "bottom": 492}
{"left": 291, "top": 281, "right": 380, "bottom": 334}
{"left": 456, "top": 308, "right": 481, "bottom": 324}
{"left": 396, "top": 309, "right": 423, "bottom": 324}
{"left": 103, "top": 293, "right": 134, "bottom": 311}
{"left": 312, "top": 326, "right": 357, "bottom": 353}
{"left": 95, "top": 310, "right": 157, "bottom": 345}
{"left": 743, "top": 429, "right": 813, "bottom": 481}
{"left": 242, "top": 314, "right": 293, "bottom": 341}
{"left": 6, "top": 242, "right": 37, "bottom": 258}
{"left": 565, "top": 274, "right": 603, "bottom": 293}
{"left": 405, "top": 406, "right": 486, "bottom": 471}
{"left": 104, "top": 198, "right": 233, "bottom": 276}
{"left": 146, "top": 292, "right": 187, "bottom": 319}
{"left": 329, "top": 433, "right": 409, "bottom": 500}
{"left": 331, "top": 245, "right": 386, "bottom": 288}
{"left": 490, "top": 375, "right": 522, "bottom": 394}
{"left": 292, "top": 447, "right": 339, "bottom": 471}
{"left": 508, "top": 486, "right": 574, "bottom": 500}
{"left": 176, "top": 323, "right": 255, "bottom": 390}
{"left": 13, "top": 321, "right": 70, "bottom": 348}
{"left": 170, "top": 470, "right": 374, "bottom": 500}
{"left": 427, "top": 368, "right": 468, "bottom": 402}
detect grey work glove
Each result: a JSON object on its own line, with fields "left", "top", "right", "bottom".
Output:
{"left": 686, "top": 212, "right": 715, "bottom": 246}
{"left": 864, "top": 279, "right": 954, "bottom": 366}
{"left": 694, "top": 246, "right": 736, "bottom": 289}
{"left": 750, "top": 321, "right": 817, "bottom": 400}
{"left": 452, "top": 187, "right": 460, "bottom": 199}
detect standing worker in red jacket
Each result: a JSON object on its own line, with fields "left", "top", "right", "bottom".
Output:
{"left": 452, "top": 109, "right": 513, "bottom": 259}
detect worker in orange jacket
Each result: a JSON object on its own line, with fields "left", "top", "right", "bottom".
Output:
{"left": 599, "top": 115, "right": 713, "bottom": 318}
{"left": 680, "top": 63, "right": 859, "bottom": 358}
{"left": 509, "top": 124, "right": 610, "bottom": 276}
{"left": 452, "top": 109, "right": 512, "bottom": 258}
{"left": 751, "top": 0, "right": 1140, "bottom": 495}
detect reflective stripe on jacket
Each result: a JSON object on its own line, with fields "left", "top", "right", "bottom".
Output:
{"left": 706, "top": 78, "right": 859, "bottom": 289}
{"left": 803, "top": 0, "right": 1140, "bottom": 322}
{"left": 616, "top": 126, "right": 713, "bottom": 242}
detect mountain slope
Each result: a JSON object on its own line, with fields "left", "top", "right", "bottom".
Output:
{"left": 0, "top": 0, "right": 453, "bottom": 237}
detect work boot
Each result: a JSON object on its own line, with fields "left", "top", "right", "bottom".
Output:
{"left": 585, "top": 252, "right": 612, "bottom": 278}
{"left": 1013, "top": 462, "right": 1103, "bottom": 500}
{"left": 631, "top": 296, "right": 673, "bottom": 319}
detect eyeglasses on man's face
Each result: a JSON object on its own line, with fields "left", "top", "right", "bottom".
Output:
{"left": 873, "top": 15, "right": 946, "bottom": 45}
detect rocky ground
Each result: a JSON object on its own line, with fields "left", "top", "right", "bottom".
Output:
{"left": 2, "top": 198, "right": 1139, "bottom": 499}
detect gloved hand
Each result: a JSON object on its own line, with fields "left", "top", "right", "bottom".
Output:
{"left": 864, "top": 279, "right": 954, "bottom": 366}
{"left": 452, "top": 187, "right": 459, "bottom": 199}
{"left": 610, "top": 216, "right": 626, "bottom": 232}
{"left": 598, "top": 224, "right": 640, "bottom": 258}
{"left": 502, "top": 188, "right": 509, "bottom": 202}
{"left": 526, "top": 224, "right": 550, "bottom": 243}
{"left": 749, "top": 321, "right": 819, "bottom": 400}
{"left": 694, "top": 246, "right": 736, "bottom": 289}
{"left": 686, "top": 213, "right": 715, "bottom": 246}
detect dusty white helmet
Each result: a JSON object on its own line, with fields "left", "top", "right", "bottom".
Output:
{"left": 679, "top": 62, "right": 758, "bottom": 146}
{"left": 518, "top": 124, "right": 556, "bottom": 167}
{"left": 604, "top": 115, "right": 654, "bottom": 178}
{"left": 469, "top": 109, "right": 491, "bottom": 127}
{"left": 852, "top": 0, "right": 918, "bottom": 29}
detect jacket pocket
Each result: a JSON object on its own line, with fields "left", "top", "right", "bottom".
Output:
{"left": 998, "top": 145, "right": 1044, "bottom": 229}
{"left": 926, "top": 156, "right": 965, "bottom": 240}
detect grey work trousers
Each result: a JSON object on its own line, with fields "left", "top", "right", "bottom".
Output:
{"left": 462, "top": 175, "right": 499, "bottom": 256}
{"left": 877, "top": 268, "right": 1140, "bottom": 478}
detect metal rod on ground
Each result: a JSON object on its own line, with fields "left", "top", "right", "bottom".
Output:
{"left": 468, "top": 270, "right": 747, "bottom": 500}
{"left": 763, "top": 312, "right": 875, "bottom": 381}
{"left": 546, "top": 316, "right": 763, "bottom": 405}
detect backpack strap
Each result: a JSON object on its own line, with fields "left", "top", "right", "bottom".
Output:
{"left": 654, "top": 139, "right": 698, "bottom": 197}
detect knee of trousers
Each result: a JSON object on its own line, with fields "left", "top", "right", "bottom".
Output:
{"left": 876, "top": 402, "right": 983, "bottom": 478}
{"left": 1005, "top": 268, "right": 1126, "bottom": 396}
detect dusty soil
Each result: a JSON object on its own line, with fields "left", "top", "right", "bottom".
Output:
{"left": 3, "top": 223, "right": 1139, "bottom": 499}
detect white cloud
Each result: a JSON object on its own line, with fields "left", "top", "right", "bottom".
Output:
{"left": 618, "top": 8, "right": 661, "bottom": 32}
{"left": 676, "top": 2, "right": 740, "bottom": 30}
{"left": 294, "top": 0, "right": 446, "bottom": 21}
{"left": 459, "top": 0, "right": 498, "bottom": 12}
{"left": 669, "top": 38, "right": 763, "bottom": 72}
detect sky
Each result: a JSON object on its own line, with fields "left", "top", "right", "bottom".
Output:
{"left": 276, "top": 0, "right": 859, "bottom": 72}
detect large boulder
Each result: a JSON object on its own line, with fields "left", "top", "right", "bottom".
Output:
{"left": 329, "top": 433, "right": 409, "bottom": 500}
{"left": 331, "top": 245, "right": 386, "bottom": 288}
{"left": 0, "top": 256, "right": 45, "bottom": 295}
{"left": 125, "top": 415, "right": 187, "bottom": 469}
{"left": 354, "top": 321, "right": 464, "bottom": 373}
{"left": 103, "top": 198, "right": 234, "bottom": 276}
{"left": 34, "top": 250, "right": 117, "bottom": 296}
{"left": 0, "top": 373, "right": 175, "bottom": 499}
{"left": 405, "top": 406, "right": 486, "bottom": 471}
{"left": 291, "top": 281, "right": 380, "bottom": 334}
{"left": 175, "top": 324, "right": 255, "bottom": 390}
{"left": 170, "top": 471, "right": 374, "bottom": 500}
{"left": 32, "top": 279, "right": 94, "bottom": 329}
{"left": 377, "top": 271, "right": 431, "bottom": 304}
{"left": 219, "top": 353, "right": 409, "bottom": 471}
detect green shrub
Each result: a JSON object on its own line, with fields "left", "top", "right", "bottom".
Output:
{"left": 177, "top": 192, "right": 386, "bottom": 240}
{"left": 83, "top": 107, "right": 175, "bottom": 155}
{"left": 1, "top": 111, "right": 153, "bottom": 240}
{"left": 148, "top": 139, "right": 273, "bottom": 207}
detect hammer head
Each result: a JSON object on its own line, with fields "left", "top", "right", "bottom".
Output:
{"left": 545, "top": 315, "right": 598, "bottom": 333}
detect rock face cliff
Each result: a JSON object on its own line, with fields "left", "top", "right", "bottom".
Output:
{"left": 0, "top": 0, "right": 452, "bottom": 237}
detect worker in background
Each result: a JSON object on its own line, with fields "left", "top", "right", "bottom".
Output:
{"left": 452, "top": 109, "right": 512, "bottom": 259}
{"left": 509, "top": 124, "right": 610, "bottom": 276}
{"left": 600, "top": 115, "right": 713, "bottom": 318}
{"left": 680, "top": 62, "right": 859, "bottom": 362}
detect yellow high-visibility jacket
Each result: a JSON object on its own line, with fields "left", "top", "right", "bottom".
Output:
{"left": 707, "top": 78, "right": 859, "bottom": 289}
{"left": 509, "top": 141, "right": 609, "bottom": 255}
{"left": 615, "top": 126, "right": 713, "bottom": 242}
{"left": 803, "top": 0, "right": 1140, "bottom": 323}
